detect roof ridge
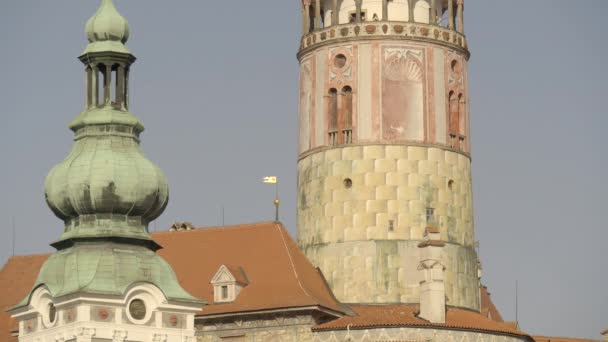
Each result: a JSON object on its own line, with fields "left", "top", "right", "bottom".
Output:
{"left": 274, "top": 222, "right": 318, "bottom": 305}
{"left": 152, "top": 221, "right": 277, "bottom": 235}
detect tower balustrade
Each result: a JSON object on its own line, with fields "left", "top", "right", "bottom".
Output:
{"left": 302, "top": 0, "right": 465, "bottom": 34}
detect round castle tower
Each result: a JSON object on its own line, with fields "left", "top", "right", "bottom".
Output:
{"left": 296, "top": 0, "right": 480, "bottom": 310}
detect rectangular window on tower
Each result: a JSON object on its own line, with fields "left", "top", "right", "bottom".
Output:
{"left": 426, "top": 208, "right": 435, "bottom": 225}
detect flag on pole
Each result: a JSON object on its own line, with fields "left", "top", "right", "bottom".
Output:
{"left": 263, "top": 176, "right": 277, "bottom": 184}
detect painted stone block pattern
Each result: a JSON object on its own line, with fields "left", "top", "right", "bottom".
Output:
{"left": 297, "top": 145, "right": 479, "bottom": 310}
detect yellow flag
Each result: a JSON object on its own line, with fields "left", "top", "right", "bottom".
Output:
{"left": 263, "top": 176, "right": 277, "bottom": 184}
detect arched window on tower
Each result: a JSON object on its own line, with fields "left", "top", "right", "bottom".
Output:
{"left": 342, "top": 86, "right": 353, "bottom": 144}
{"left": 458, "top": 93, "right": 466, "bottom": 150}
{"left": 448, "top": 91, "right": 459, "bottom": 149}
{"left": 328, "top": 88, "right": 338, "bottom": 146}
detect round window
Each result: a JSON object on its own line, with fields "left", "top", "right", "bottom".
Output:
{"left": 48, "top": 303, "right": 56, "bottom": 323}
{"left": 334, "top": 54, "right": 347, "bottom": 68}
{"left": 129, "top": 299, "right": 147, "bottom": 321}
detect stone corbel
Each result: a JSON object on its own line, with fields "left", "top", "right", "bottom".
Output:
{"left": 153, "top": 333, "right": 168, "bottom": 342}
{"left": 113, "top": 330, "right": 128, "bottom": 342}
{"left": 74, "top": 327, "right": 96, "bottom": 342}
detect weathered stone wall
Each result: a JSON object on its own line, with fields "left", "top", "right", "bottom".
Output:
{"left": 297, "top": 145, "right": 479, "bottom": 310}
{"left": 196, "top": 313, "right": 317, "bottom": 342}
{"left": 313, "top": 327, "right": 530, "bottom": 342}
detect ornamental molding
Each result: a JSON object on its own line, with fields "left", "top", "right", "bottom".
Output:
{"left": 75, "top": 327, "right": 96, "bottom": 338}
{"left": 113, "top": 330, "right": 128, "bottom": 342}
{"left": 153, "top": 333, "right": 168, "bottom": 342}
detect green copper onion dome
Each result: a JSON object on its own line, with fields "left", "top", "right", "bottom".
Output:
{"left": 84, "top": 0, "right": 130, "bottom": 54}
{"left": 11, "top": 0, "right": 204, "bottom": 308}
{"left": 44, "top": 0, "right": 168, "bottom": 248}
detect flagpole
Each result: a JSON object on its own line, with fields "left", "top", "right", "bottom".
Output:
{"left": 264, "top": 177, "right": 280, "bottom": 222}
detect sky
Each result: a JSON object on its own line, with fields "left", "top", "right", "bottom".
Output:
{"left": 0, "top": 0, "right": 606, "bottom": 339}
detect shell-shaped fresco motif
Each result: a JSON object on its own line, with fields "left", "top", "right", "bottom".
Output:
{"left": 383, "top": 53, "right": 423, "bottom": 83}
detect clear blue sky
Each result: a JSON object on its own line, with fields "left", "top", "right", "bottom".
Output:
{"left": 0, "top": 0, "right": 606, "bottom": 339}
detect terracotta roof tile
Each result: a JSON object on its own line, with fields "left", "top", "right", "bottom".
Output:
{"left": 153, "top": 221, "right": 349, "bottom": 316}
{"left": 0, "top": 222, "right": 348, "bottom": 339}
{"left": 480, "top": 286, "right": 504, "bottom": 322}
{"left": 312, "top": 304, "right": 533, "bottom": 340}
{"left": 0, "top": 254, "right": 50, "bottom": 342}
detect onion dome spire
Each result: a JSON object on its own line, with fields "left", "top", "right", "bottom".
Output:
{"left": 84, "top": 0, "right": 130, "bottom": 54}
{"left": 11, "top": 0, "right": 202, "bottom": 309}
{"left": 44, "top": 0, "right": 166, "bottom": 250}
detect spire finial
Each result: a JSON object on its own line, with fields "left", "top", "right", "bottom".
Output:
{"left": 84, "top": 0, "right": 131, "bottom": 54}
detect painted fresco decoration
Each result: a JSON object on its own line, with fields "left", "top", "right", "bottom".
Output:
{"left": 299, "top": 60, "right": 313, "bottom": 153}
{"left": 329, "top": 46, "right": 354, "bottom": 84}
{"left": 382, "top": 47, "right": 425, "bottom": 141}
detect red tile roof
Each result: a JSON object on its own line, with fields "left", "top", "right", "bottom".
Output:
{"left": 0, "top": 222, "right": 348, "bottom": 339}
{"left": 312, "top": 304, "right": 533, "bottom": 340}
{"left": 0, "top": 254, "right": 50, "bottom": 342}
{"left": 0, "top": 222, "right": 596, "bottom": 342}
{"left": 480, "top": 286, "right": 505, "bottom": 322}
{"left": 153, "top": 222, "right": 349, "bottom": 316}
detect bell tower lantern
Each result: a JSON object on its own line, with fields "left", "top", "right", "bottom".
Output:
{"left": 296, "top": 0, "right": 480, "bottom": 311}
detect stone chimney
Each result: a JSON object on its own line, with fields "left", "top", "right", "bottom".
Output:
{"left": 418, "top": 227, "right": 446, "bottom": 323}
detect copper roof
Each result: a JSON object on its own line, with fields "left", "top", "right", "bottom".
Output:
{"left": 312, "top": 304, "right": 533, "bottom": 340}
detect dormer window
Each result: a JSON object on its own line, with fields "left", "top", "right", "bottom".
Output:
{"left": 211, "top": 265, "right": 249, "bottom": 303}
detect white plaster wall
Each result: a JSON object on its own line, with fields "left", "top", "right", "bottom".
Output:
{"left": 339, "top": 0, "right": 384, "bottom": 23}
{"left": 339, "top": 0, "right": 356, "bottom": 23}
{"left": 434, "top": 47, "right": 446, "bottom": 144}
{"left": 404, "top": 84, "right": 425, "bottom": 140}
{"left": 388, "top": 0, "right": 409, "bottom": 21}
{"left": 414, "top": 0, "right": 431, "bottom": 23}
{"left": 362, "top": 0, "right": 383, "bottom": 21}
{"left": 357, "top": 44, "right": 373, "bottom": 141}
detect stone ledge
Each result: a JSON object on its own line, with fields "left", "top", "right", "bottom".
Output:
{"left": 298, "top": 21, "right": 469, "bottom": 60}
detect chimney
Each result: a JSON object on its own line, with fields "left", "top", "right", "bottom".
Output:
{"left": 418, "top": 227, "right": 446, "bottom": 324}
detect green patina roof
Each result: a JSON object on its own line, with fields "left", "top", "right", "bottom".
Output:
{"left": 13, "top": 0, "right": 203, "bottom": 310}
{"left": 84, "top": 0, "right": 130, "bottom": 54}
{"left": 15, "top": 243, "right": 203, "bottom": 308}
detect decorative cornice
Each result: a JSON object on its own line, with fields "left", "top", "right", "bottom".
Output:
{"left": 298, "top": 142, "right": 472, "bottom": 162}
{"left": 298, "top": 21, "right": 469, "bottom": 61}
